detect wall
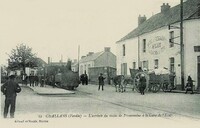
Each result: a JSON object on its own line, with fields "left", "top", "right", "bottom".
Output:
{"left": 184, "top": 19, "right": 200, "bottom": 89}
{"left": 94, "top": 51, "right": 116, "bottom": 68}
{"left": 116, "top": 37, "right": 139, "bottom": 76}
{"left": 139, "top": 24, "right": 181, "bottom": 85}
{"left": 79, "top": 61, "right": 94, "bottom": 75}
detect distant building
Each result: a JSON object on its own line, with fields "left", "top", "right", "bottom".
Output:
{"left": 47, "top": 57, "right": 67, "bottom": 67}
{"left": 116, "top": 0, "right": 200, "bottom": 89}
{"left": 79, "top": 47, "right": 116, "bottom": 84}
{"left": 25, "top": 58, "right": 47, "bottom": 76}
{"left": 71, "top": 59, "right": 78, "bottom": 72}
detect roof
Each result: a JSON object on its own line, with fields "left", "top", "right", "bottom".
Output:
{"left": 79, "top": 51, "right": 104, "bottom": 63}
{"left": 117, "top": 0, "right": 200, "bottom": 43}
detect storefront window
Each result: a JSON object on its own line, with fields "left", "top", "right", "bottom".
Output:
{"left": 169, "top": 31, "right": 174, "bottom": 48}
{"left": 142, "top": 61, "right": 148, "bottom": 69}
{"left": 154, "top": 59, "right": 159, "bottom": 69}
{"left": 123, "top": 44, "right": 126, "bottom": 56}
{"left": 121, "top": 63, "right": 127, "bottom": 75}
{"left": 143, "top": 39, "right": 146, "bottom": 52}
{"left": 169, "top": 57, "right": 175, "bottom": 72}
{"left": 133, "top": 62, "right": 136, "bottom": 69}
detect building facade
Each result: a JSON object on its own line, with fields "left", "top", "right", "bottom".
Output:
{"left": 79, "top": 47, "right": 116, "bottom": 84}
{"left": 116, "top": 0, "right": 200, "bottom": 89}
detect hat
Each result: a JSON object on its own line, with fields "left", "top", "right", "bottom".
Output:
{"left": 141, "top": 74, "right": 145, "bottom": 77}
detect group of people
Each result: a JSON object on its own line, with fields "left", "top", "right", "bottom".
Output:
{"left": 80, "top": 73, "right": 106, "bottom": 91}
{"left": 0, "top": 69, "right": 196, "bottom": 119}
{"left": 22, "top": 74, "right": 46, "bottom": 87}
{"left": 80, "top": 73, "right": 88, "bottom": 85}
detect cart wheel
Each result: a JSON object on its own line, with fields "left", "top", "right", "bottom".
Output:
{"left": 151, "top": 84, "right": 161, "bottom": 93}
{"left": 162, "top": 83, "right": 169, "bottom": 92}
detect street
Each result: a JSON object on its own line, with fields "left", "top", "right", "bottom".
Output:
{"left": 1, "top": 84, "right": 200, "bottom": 121}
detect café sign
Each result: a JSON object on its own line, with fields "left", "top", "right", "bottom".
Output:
{"left": 148, "top": 36, "right": 167, "bottom": 55}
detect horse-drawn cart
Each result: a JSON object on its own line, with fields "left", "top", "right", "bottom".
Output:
{"left": 130, "top": 68, "right": 175, "bottom": 93}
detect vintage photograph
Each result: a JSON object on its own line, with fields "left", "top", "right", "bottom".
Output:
{"left": 1, "top": 0, "right": 200, "bottom": 127}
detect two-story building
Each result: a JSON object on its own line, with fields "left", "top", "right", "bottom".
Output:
{"left": 79, "top": 47, "right": 116, "bottom": 84}
{"left": 116, "top": 0, "right": 200, "bottom": 90}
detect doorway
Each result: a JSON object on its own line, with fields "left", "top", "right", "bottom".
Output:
{"left": 198, "top": 56, "right": 200, "bottom": 90}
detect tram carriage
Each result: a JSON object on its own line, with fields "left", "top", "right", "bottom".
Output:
{"left": 55, "top": 71, "right": 79, "bottom": 90}
{"left": 130, "top": 68, "right": 175, "bottom": 93}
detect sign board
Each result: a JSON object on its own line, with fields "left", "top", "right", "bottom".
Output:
{"left": 148, "top": 36, "right": 167, "bottom": 55}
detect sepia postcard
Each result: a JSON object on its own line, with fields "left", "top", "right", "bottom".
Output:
{"left": 1, "top": 0, "right": 200, "bottom": 128}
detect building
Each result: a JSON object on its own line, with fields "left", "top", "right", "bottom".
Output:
{"left": 47, "top": 57, "right": 68, "bottom": 67}
{"left": 79, "top": 47, "right": 116, "bottom": 84}
{"left": 116, "top": 0, "right": 200, "bottom": 90}
{"left": 25, "top": 58, "right": 47, "bottom": 76}
{"left": 71, "top": 59, "right": 78, "bottom": 72}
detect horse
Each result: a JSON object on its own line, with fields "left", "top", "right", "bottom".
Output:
{"left": 112, "top": 75, "right": 126, "bottom": 93}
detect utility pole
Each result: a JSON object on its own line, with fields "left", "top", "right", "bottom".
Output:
{"left": 180, "top": 0, "right": 185, "bottom": 90}
{"left": 78, "top": 45, "right": 80, "bottom": 76}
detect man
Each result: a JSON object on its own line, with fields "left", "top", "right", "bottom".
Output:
{"left": 1, "top": 74, "right": 21, "bottom": 118}
{"left": 139, "top": 74, "right": 146, "bottom": 95}
{"left": 98, "top": 73, "right": 105, "bottom": 91}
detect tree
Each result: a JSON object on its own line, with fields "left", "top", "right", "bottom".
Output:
{"left": 7, "top": 44, "right": 36, "bottom": 73}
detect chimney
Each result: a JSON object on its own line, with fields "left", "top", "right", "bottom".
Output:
{"left": 81, "top": 56, "right": 86, "bottom": 59}
{"left": 87, "top": 52, "right": 94, "bottom": 56}
{"left": 161, "top": 3, "right": 170, "bottom": 13}
{"left": 73, "top": 59, "right": 77, "bottom": 63}
{"left": 104, "top": 47, "right": 110, "bottom": 52}
{"left": 138, "top": 15, "right": 146, "bottom": 26}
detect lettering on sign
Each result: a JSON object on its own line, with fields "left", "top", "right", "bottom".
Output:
{"left": 148, "top": 36, "right": 167, "bottom": 55}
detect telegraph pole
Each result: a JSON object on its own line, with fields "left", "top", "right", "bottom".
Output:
{"left": 78, "top": 45, "right": 80, "bottom": 76}
{"left": 180, "top": 0, "right": 185, "bottom": 90}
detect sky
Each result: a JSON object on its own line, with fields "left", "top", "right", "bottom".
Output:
{"left": 0, "top": 0, "right": 181, "bottom": 65}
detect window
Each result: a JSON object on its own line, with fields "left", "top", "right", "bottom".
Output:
{"left": 169, "top": 57, "right": 175, "bottom": 72}
{"left": 154, "top": 59, "right": 159, "bottom": 69}
{"left": 194, "top": 46, "right": 200, "bottom": 52}
{"left": 133, "top": 62, "right": 136, "bottom": 69}
{"left": 121, "top": 63, "right": 127, "bottom": 75}
{"left": 142, "top": 61, "right": 148, "bottom": 69}
{"left": 143, "top": 39, "right": 146, "bottom": 52}
{"left": 169, "top": 31, "right": 174, "bottom": 47}
{"left": 123, "top": 44, "right": 126, "bottom": 56}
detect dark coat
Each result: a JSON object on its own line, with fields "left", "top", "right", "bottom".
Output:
{"left": 139, "top": 77, "right": 146, "bottom": 88}
{"left": 98, "top": 76, "right": 105, "bottom": 85}
{"left": 1, "top": 79, "right": 21, "bottom": 98}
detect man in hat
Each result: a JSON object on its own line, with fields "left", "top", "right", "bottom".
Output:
{"left": 1, "top": 73, "right": 21, "bottom": 118}
{"left": 98, "top": 73, "right": 105, "bottom": 91}
{"left": 139, "top": 74, "right": 146, "bottom": 95}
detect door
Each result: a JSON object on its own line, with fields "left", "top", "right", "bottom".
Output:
{"left": 198, "top": 56, "right": 200, "bottom": 90}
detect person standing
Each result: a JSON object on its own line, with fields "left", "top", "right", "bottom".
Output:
{"left": 98, "top": 73, "right": 105, "bottom": 91}
{"left": 139, "top": 74, "right": 146, "bottom": 95}
{"left": 1, "top": 74, "right": 21, "bottom": 118}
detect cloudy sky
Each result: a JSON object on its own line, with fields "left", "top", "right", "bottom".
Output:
{"left": 0, "top": 0, "right": 181, "bottom": 65}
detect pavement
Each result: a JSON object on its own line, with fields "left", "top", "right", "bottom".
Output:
{"left": 21, "top": 84, "right": 75, "bottom": 95}
{"left": 22, "top": 82, "right": 199, "bottom": 95}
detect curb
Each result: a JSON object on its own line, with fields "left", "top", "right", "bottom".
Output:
{"left": 25, "top": 85, "right": 75, "bottom": 95}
